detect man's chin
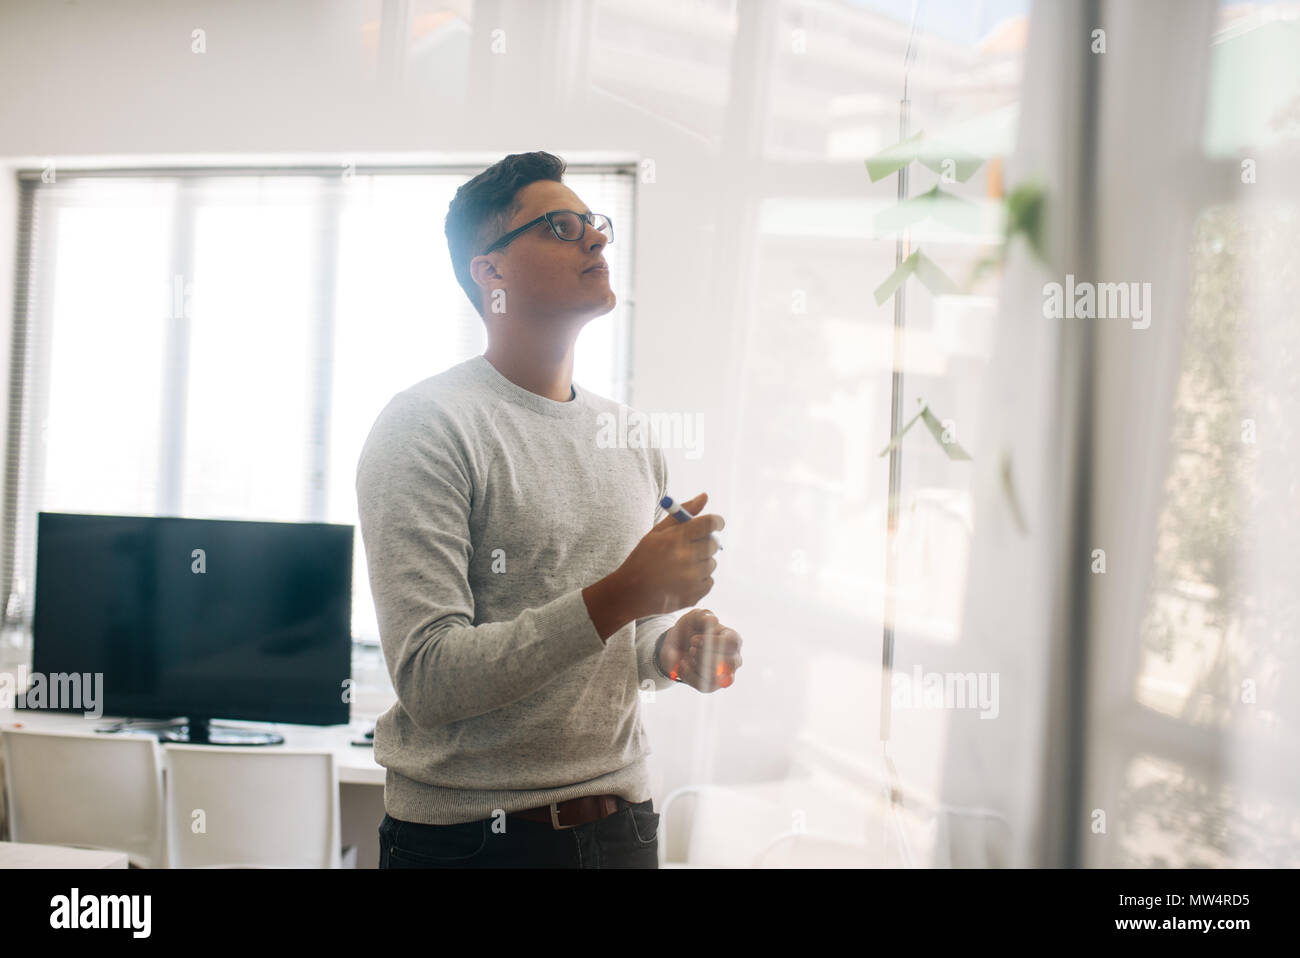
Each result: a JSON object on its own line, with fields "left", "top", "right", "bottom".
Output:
{"left": 582, "top": 293, "right": 617, "bottom": 318}
{"left": 545, "top": 292, "right": 616, "bottom": 323}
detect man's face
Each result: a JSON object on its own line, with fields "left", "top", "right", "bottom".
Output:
{"left": 472, "top": 179, "right": 615, "bottom": 321}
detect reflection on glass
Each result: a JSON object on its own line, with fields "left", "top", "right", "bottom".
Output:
{"left": 1114, "top": 753, "right": 1300, "bottom": 867}
{"left": 1137, "top": 204, "right": 1297, "bottom": 738}
{"left": 26, "top": 169, "right": 633, "bottom": 662}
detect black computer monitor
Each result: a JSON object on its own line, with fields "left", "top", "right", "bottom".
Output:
{"left": 26, "top": 512, "right": 353, "bottom": 745}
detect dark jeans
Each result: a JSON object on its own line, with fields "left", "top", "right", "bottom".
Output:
{"left": 378, "top": 799, "right": 660, "bottom": 868}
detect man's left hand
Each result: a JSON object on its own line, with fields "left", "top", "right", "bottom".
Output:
{"left": 657, "top": 609, "right": 742, "bottom": 692}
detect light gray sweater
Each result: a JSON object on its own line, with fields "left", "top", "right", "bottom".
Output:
{"left": 355, "top": 353, "right": 680, "bottom": 825}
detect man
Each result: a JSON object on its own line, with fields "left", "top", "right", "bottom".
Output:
{"left": 355, "top": 150, "right": 743, "bottom": 868}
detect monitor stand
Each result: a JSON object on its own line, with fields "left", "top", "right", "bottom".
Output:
{"left": 158, "top": 717, "right": 284, "bottom": 746}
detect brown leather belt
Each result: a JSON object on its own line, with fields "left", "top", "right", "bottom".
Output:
{"left": 508, "top": 794, "right": 629, "bottom": 830}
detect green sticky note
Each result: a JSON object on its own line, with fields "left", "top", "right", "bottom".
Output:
{"left": 874, "top": 250, "right": 958, "bottom": 306}
{"left": 874, "top": 185, "right": 982, "bottom": 235}
{"left": 877, "top": 408, "right": 925, "bottom": 457}
{"left": 920, "top": 405, "right": 972, "bottom": 460}
{"left": 915, "top": 142, "right": 984, "bottom": 184}
{"left": 873, "top": 251, "right": 918, "bottom": 306}
{"left": 865, "top": 130, "right": 927, "bottom": 182}
{"left": 912, "top": 251, "right": 959, "bottom": 298}
{"left": 1000, "top": 450, "right": 1030, "bottom": 534}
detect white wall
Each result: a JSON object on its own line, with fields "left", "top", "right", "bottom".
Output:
{"left": 0, "top": 0, "right": 743, "bottom": 482}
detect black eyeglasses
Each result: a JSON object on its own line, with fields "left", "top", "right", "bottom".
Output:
{"left": 480, "top": 210, "right": 613, "bottom": 256}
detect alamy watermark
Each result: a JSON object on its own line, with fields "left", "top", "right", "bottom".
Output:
{"left": 0, "top": 666, "right": 103, "bottom": 718}
{"left": 596, "top": 408, "right": 704, "bottom": 460}
{"left": 891, "top": 665, "right": 1000, "bottom": 719}
{"left": 1042, "top": 273, "right": 1152, "bottom": 330}
{"left": 50, "top": 888, "right": 150, "bottom": 938}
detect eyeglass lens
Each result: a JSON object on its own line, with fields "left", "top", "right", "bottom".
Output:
{"left": 551, "top": 212, "right": 611, "bottom": 242}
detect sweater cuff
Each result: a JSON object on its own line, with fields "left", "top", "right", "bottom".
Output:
{"left": 557, "top": 586, "right": 609, "bottom": 657}
{"left": 636, "top": 614, "right": 679, "bottom": 690}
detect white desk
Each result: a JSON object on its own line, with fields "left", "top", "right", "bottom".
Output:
{"left": 0, "top": 708, "right": 388, "bottom": 867}
{"left": 0, "top": 840, "right": 129, "bottom": 868}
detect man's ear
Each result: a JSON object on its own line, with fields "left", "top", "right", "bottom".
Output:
{"left": 470, "top": 253, "right": 502, "bottom": 288}
{"left": 469, "top": 254, "right": 505, "bottom": 304}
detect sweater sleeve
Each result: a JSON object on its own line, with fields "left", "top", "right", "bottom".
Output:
{"left": 635, "top": 445, "right": 680, "bottom": 691}
{"left": 635, "top": 617, "right": 678, "bottom": 690}
{"left": 355, "top": 393, "right": 607, "bottom": 730}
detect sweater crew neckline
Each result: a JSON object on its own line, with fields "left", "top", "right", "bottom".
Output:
{"left": 471, "top": 354, "right": 588, "bottom": 419}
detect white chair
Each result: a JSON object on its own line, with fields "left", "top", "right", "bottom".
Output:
{"left": 753, "top": 831, "right": 878, "bottom": 867}
{"left": 660, "top": 783, "right": 818, "bottom": 867}
{"left": 1, "top": 728, "right": 166, "bottom": 868}
{"left": 163, "top": 745, "right": 346, "bottom": 868}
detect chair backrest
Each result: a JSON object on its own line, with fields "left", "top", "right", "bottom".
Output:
{"left": 1, "top": 728, "right": 166, "bottom": 868}
{"left": 930, "top": 804, "right": 1014, "bottom": 867}
{"left": 163, "top": 745, "right": 340, "bottom": 868}
{"left": 754, "top": 831, "right": 879, "bottom": 867}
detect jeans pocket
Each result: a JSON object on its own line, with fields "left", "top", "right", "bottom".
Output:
{"left": 389, "top": 818, "right": 488, "bottom": 866}
{"left": 628, "top": 800, "right": 660, "bottom": 847}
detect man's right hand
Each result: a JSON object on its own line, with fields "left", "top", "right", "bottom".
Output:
{"left": 615, "top": 492, "right": 724, "bottom": 618}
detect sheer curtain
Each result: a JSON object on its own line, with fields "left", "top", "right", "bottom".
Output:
{"left": 936, "top": 0, "right": 1220, "bottom": 866}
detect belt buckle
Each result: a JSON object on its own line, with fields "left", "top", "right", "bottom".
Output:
{"left": 549, "top": 801, "right": 577, "bottom": 830}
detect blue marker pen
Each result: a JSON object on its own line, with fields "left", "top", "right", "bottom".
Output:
{"left": 660, "top": 495, "right": 723, "bottom": 551}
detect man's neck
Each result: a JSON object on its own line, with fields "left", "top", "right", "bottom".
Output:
{"left": 483, "top": 333, "right": 577, "bottom": 403}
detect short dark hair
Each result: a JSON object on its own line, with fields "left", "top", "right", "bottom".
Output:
{"left": 445, "top": 151, "right": 568, "bottom": 317}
